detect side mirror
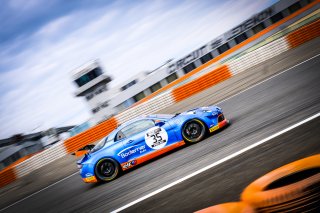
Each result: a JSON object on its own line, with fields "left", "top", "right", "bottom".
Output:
{"left": 155, "top": 121, "right": 165, "bottom": 127}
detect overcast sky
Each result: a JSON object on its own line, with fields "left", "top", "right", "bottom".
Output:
{"left": 0, "top": 0, "right": 276, "bottom": 139}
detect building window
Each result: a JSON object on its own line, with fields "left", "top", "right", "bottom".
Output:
{"left": 183, "top": 63, "right": 196, "bottom": 74}
{"left": 150, "top": 82, "right": 162, "bottom": 93}
{"left": 288, "top": 2, "right": 301, "bottom": 14}
{"left": 74, "top": 68, "right": 102, "bottom": 87}
{"left": 121, "top": 79, "right": 137, "bottom": 91}
{"left": 252, "top": 23, "right": 265, "bottom": 34}
{"left": 217, "top": 43, "right": 230, "bottom": 54}
{"left": 270, "top": 12, "right": 284, "bottom": 23}
{"left": 115, "top": 102, "right": 126, "bottom": 112}
{"left": 133, "top": 91, "right": 145, "bottom": 102}
{"left": 75, "top": 75, "right": 90, "bottom": 87}
{"left": 234, "top": 33, "right": 248, "bottom": 44}
{"left": 85, "top": 94, "right": 93, "bottom": 101}
{"left": 200, "top": 53, "right": 213, "bottom": 64}
{"left": 166, "top": 73, "right": 178, "bottom": 83}
{"left": 92, "top": 107, "right": 100, "bottom": 114}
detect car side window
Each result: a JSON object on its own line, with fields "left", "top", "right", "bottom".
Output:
{"left": 115, "top": 130, "right": 125, "bottom": 141}
{"left": 121, "top": 119, "right": 155, "bottom": 138}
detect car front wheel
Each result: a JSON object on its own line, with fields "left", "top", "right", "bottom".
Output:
{"left": 182, "top": 119, "right": 207, "bottom": 143}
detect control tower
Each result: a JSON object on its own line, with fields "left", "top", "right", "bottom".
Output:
{"left": 71, "top": 60, "right": 113, "bottom": 121}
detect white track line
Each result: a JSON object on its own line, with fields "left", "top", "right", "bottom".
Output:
{"left": 1, "top": 53, "right": 319, "bottom": 212}
{"left": 0, "top": 172, "right": 78, "bottom": 212}
{"left": 111, "top": 112, "right": 320, "bottom": 213}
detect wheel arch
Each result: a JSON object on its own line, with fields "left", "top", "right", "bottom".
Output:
{"left": 180, "top": 117, "right": 209, "bottom": 134}
{"left": 180, "top": 117, "right": 209, "bottom": 143}
{"left": 94, "top": 156, "right": 122, "bottom": 181}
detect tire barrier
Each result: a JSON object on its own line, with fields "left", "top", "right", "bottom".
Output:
{"left": 287, "top": 18, "right": 320, "bottom": 48}
{"left": 195, "top": 202, "right": 255, "bottom": 213}
{"left": 196, "top": 154, "right": 320, "bottom": 213}
{"left": 14, "top": 142, "right": 68, "bottom": 178}
{"left": 64, "top": 117, "right": 118, "bottom": 153}
{"left": 0, "top": 4, "right": 319, "bottom": 188}
{"left": 172, "top": 65, "right": 232, "bottom": 102}
{"left": 241, "top": 154, "right": 320, "bottom": 212}
{"left": 228, "top": 37, "right": 289, "bottom": 75}
{"left": 0, "top": 167, "right": 16, "bottom": 188}
{"left": 115, "top": 92, "right": 175, "bottom": 124}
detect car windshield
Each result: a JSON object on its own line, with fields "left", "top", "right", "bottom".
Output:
{"left": 121, "top": 119, "right": 155, "bottom": 138}
{"left": 90, "top": 129, "right": 117, "bottom": 153}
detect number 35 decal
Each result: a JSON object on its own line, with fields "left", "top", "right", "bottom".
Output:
{"left": 145, "top": 127, "right": 168, "bottom": 150}
{"left": 150, "top": 132, "right": 163, "bottom": 143}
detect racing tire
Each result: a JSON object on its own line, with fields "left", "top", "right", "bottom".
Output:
{"left": 182, "top": 119, "right": 207, "bottom": 144}
{"left": 241, "top": 154, "right": 320, "bottom": 212}
{"left": 195, "top": 202, "right": 254, "bottom": 213}
{"left": 95, "top": 158, "right": 120, "bottom": 182}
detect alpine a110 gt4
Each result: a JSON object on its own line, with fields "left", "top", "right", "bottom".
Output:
{"left": 77, "top": 105, "right": 229, "bottom": 183}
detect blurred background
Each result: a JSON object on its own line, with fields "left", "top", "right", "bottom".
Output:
{"left": 0, "top": 0, "right": 319, "bottom": 212}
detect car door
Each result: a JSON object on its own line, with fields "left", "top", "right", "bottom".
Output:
{"left": 118, "top": 118, "right": 180, "bottom": 166}
{"left": 115, "top": 119, "right": 155, "bottom": 166}
{"left": 153, "top": 118, "right": 180, "bottom": 147}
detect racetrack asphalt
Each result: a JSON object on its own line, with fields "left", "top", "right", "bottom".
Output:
{"left": 123, "top": 115, "right": 320, "bottom": 213}
{"left": 1, "top": 49, "right": 320, "bottom": 212}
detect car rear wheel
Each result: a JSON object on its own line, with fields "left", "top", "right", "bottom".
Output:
{"left": 95, "top": 158, "right": 120, "bottom": 182}
{"left": 182, "top": 119, "right": 207, "bottom": 143}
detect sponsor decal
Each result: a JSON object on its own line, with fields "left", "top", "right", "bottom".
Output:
{"left": 145, "top": 127, "right": 168, "bottom": 150}
{"left": 92, "top": 100, "right": 109, "bottom": 114}
{"left": 168, "top": 45, "right": 208, "bottom": 72}
{"left": 85, "top": 84, "right": 108, "bottom": 101}
{"left": 117, "top": 145, "right": 146, "bottom": 158}
{"left": 209, "top": 125, "right": 219, "bottom": 133}
{"left": 85, "top": 173, "right": 93, "bottom": 177}
{"left": 226, "top": 7, "right": 273, "bottom": 40}
{"left": 122, "top": 160, "right": 137, "bottom": 169}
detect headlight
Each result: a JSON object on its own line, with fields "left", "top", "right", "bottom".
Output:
{"left": 77, "top": 164, "right": 83, "bottom": 169}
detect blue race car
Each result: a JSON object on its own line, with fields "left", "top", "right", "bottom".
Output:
{"left": 77, "top": 105, "right": 229, "bottom": 183}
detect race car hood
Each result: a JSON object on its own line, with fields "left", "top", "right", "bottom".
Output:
{"left": 179, "top": 106, "right": 222, "bottom": 115}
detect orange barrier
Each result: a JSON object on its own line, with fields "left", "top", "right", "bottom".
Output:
{"left": 196, "top": 202, "right": 255, "bottom": 213}
{"left": 172, "top": 65, "right": 232, "bottom": 102}
{"left": 287, "top": 18, "right": 320, "bottom": 48}
{"left": 0, "top": 167, "right": 17, "bottom": 188}
{"left": 64, "top": 117, "right": 118, "bottom": 153}
{"left": 0, "top": 152, "right": 39, "bottom": 187}
{"left": 196, "top": 155, "right": 320, "bottom": 213}
{"left": 241, "top": 154, "right": 320, "bottom": 210}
